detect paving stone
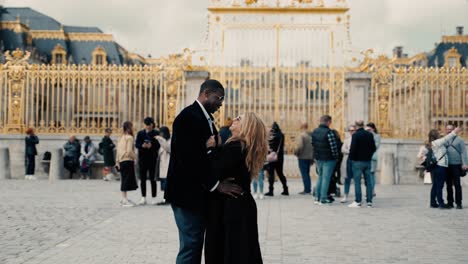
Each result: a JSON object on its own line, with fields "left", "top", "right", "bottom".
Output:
{"left": 0, "top": 179, "right": 467, "bottom": 264}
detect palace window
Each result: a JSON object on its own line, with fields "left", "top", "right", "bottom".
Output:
{"left": 444, "top": 47, "right": 461, "bottom": 68}
{"left": 51, "top": 44, "right": 67, "bottom": 64}
{"left": 92, "top": 46, "right": 107, "bottom": 65}
{"left": 96, "top": 55, "right": 104, "bottom": 65}
{"left": 55, "top": 54, "right": 63, "bottom": 64}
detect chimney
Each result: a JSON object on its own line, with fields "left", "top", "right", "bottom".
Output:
{"left": 456, "top": 26, "right": 464, "bottom": 36}
{"left": 393, "top": 46, "right": 403, "bottom": 58}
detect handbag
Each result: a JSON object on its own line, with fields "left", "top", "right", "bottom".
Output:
{"left": 460, "top": 168, "right": 467, "bottom": 177}
{"left": 80, "top": 158, "right": 90, "bottom": 173}
{"left": 266, "top": 137, "right": 282, "bottom": 163}
{"left": 423, "top": 171, "right": 432, "bottom": 184}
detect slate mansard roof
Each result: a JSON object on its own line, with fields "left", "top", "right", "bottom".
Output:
{"left": 0, "top": 7, "right": 145, "bottom": 65}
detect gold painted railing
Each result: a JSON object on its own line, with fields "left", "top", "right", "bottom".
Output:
{"left": 364, "top": 54, "right": 468, "bottom": 138}
{"left": 210, "top": 65, "right": 345, "bottom": 153}
{"left": 0, "top": 49, "right": 187, "bottom": 135}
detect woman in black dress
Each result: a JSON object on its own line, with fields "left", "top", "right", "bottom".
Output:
{"left": 205, "top": 112, "right": 268, "bottom": 264}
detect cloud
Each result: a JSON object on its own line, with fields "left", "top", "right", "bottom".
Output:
{"left": 349, "top": 0, "right": 468, "bottom": 56}
{"left": 3, "top": 0, "right": 468, "bottom": 59}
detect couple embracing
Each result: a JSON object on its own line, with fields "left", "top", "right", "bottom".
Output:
{"left": 164, "top": 79, "right": 267, "bottom": 264}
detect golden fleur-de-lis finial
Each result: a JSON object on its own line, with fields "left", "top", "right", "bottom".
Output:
{"left": 245, "top": 0, "right": 257, "bottom": 5}
{"left": 12, "top": 48, "right": 24, "bottom": 59}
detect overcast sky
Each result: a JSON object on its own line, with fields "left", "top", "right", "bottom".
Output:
{"left": 3, "top": 0, "right": 468, "bottom": 60}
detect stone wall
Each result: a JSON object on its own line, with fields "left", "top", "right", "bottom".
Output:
{"left": 1, "top": 135, "right": 467, "bottom": 184}
{"left": 0, "top": 135, "right": 111, "bottom": 179}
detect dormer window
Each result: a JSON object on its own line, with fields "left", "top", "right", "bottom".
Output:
{"left": 92, "top": 46, "right": 107, "bottom": 65}
{"left": 448, "top": 57, "right": 457, "bottom": 67}
{"left": 96, "top": 55, "right": 104, "bottom": 65}
{"left": 445, "top": 47, "right": 461, "bottom": 68}
{"left": 55, "top": 54, "right": 63, "bottom": 64}
{"left": 51, "top": 44, "right": 67, "bottom": 64}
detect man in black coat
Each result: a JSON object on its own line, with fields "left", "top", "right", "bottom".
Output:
{"left": 135, "top": 117, "right": 160, "bottom": 205}
{"left": 348, "top": 120, "right": 376, "bottom": 208}
{"left": 164, "top": 79, "right": 242, "bottom": 264}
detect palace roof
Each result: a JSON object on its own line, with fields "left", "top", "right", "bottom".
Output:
{"left": 0, "top": 7, "right": 144, "bottom": 65}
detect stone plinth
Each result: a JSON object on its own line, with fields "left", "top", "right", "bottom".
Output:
{"left": 49, "top": 149, "right": 64, "bottom": 182}
{"left": 380, "top": 152, "right": 395, "bottom": 185}
{"left": 345, "top": 72, "right": 371, "bottom": 125}
{"left": 0, "top": 148, "right": 11, "bottom": 180}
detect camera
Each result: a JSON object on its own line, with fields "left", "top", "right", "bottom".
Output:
{"left": 144, "top": 139, "right": 151, "bottom": 144}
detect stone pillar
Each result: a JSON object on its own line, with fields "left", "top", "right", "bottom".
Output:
{"left": 0, "top": 148, "right": 12, "bottom": 180}
{"left": 345, "top": 72, "right": 371, "bottom": 126}
{"left": 49, "top": 148, "right": 64, "bottom": 182}
{"left": 184, "top": 71, "right": 209, "bottom": 108}
{"left": 380, "top": 152, "right": 395, "bottom": 185}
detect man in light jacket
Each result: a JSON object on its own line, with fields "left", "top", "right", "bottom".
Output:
{"left": 445, "top": 125, "right": 468, "bottom": 209}
{"left": 294, "top": 123, "right": 314, "bottom": 195}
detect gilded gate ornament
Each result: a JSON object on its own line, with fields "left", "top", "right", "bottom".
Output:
{"left": 160, "top": 49, "right": 192, "bottom": 128}
{"left": 4, "top": 49, "right": 30, "bottom": 133}
{"left": 369, "top": 55, "right": 395, "bottom": 137}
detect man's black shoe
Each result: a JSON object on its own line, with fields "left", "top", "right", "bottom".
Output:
{"left": 430, "top": 204, "right": 439, "bottom": 209}
{"left": 439, "top": 204, "right": 451, "bottom": 209}
{"left": 298, "top": 191, "right": 311, "bottom": 195}
{"left": 264, "top": 192, "right": 274, "bottom": 197}
{"left": 281, "top": 190, "right": 289, "bottom": 196}
{"left": 456, "top": 204, "right": 463, "bottom": 209}
{"left": 447, "top": 204, "right": 454, "bottom": 209}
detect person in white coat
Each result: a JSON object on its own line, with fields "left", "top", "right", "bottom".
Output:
{"left": 79, "top": 136, "right": 96, "bottom": 179}
{"left": 155, "top": 126, "right": 171, "bottom": 205}
{"left": 340, "top": 125, "right": 356, "bottom": 203}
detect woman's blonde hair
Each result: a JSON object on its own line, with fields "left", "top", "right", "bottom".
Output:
{"left": 228, "top": 112, "right": 268, "bottom": 178}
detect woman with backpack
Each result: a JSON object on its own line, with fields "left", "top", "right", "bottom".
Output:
{"left": 420, "top": 127, "right": 461, "bottom": 209}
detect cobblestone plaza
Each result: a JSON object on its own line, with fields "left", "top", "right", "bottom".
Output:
{"left": 1, "top": 179, "right": 468, "bottom": 264}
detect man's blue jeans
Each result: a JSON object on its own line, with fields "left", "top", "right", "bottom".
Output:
{"left": 316, "top": 160, "right": 336, "bottom": 202}
{"left": 351, "top": 161, "right": 373, "bottom": 204}
{"left": 171, "top": 205, "right": 205, "bottom": 264}
{"left": 252, "top": 169, "right": 264, "bottom": 193}
{"left": 298, "top": 159, "right": 312, "bottom": 193}
{"left": 344, "top": 158, "right": 353, "bottom": 195}
{"left": 370, "top": 159, "right": 377, "bottom": 193}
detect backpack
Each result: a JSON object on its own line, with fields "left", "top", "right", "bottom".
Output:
{"left": 422, "top": 147, "right": 445, "bottom": 172}
{"left": 80, "top": 159, "right": 90, "bottom": 173}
